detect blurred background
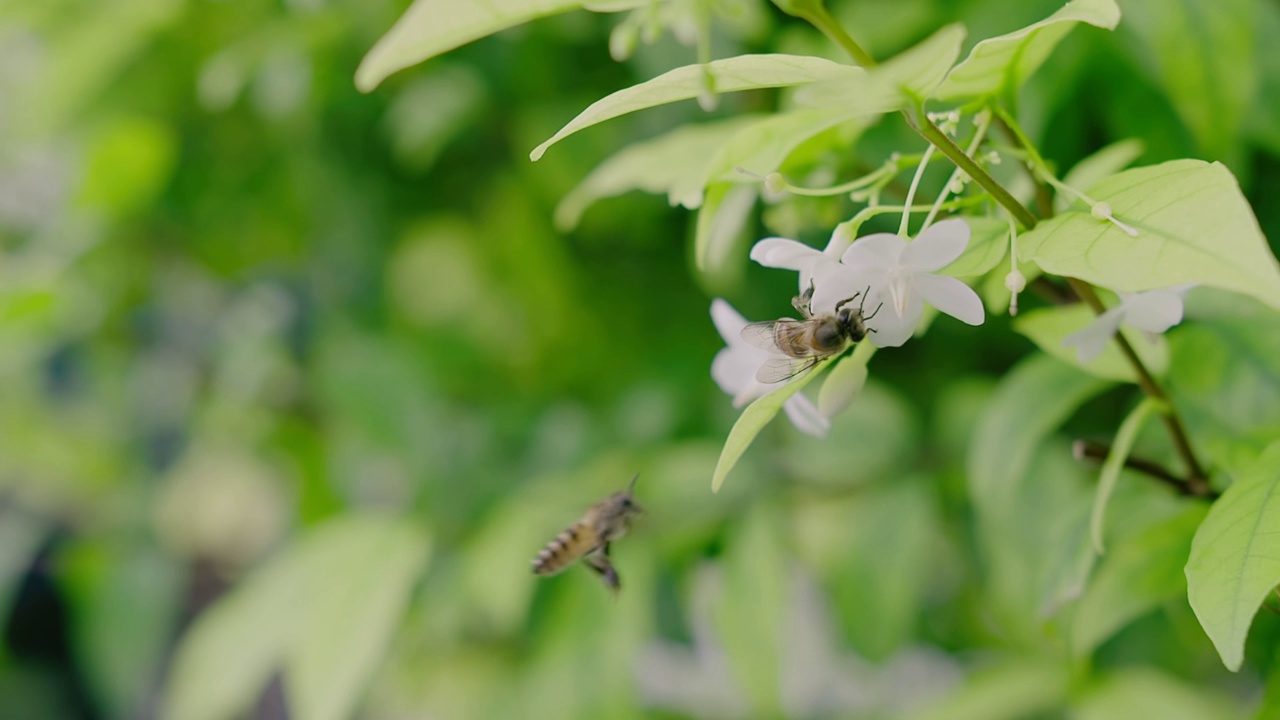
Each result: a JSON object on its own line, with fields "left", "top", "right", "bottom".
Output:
{"left": 2, "top": 0, "right": 1279, "bottom": 718}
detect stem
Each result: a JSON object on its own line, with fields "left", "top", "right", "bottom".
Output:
{"left": 912, "top": 113, "right": 1038, "bottom": 229}
{"left": 759, "top": 155, "right": 921, "bottom": 197}
{"left": 1073, "top": 441, "right": 1217, "bottom": 499}
{"left": 1067, "top": 279, "right": 1209, "bottom": 485}
{"left": 846, "top": 195, "right": 990, "bottom": 226}
{"left": 922, "top": 110, "right": 992, "bottom": 230}
{"left": 994, "top": 115, "right": 1053, "bottom": 217}
{"left": 788, "top": 2, "right": 878, "bottom": 68}
{"left": 899, "top": 145, "right": 936, "bottom": 234}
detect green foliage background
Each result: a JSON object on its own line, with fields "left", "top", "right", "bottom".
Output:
{"left": 2, "top": 0, "right": 1280, "bottom": 718}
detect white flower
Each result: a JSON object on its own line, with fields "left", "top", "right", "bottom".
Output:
{"left": 810, "top": 219, "right": 985, "bottom": 347}
{"left": 709, "top": 299, "right": 829, "bottom": 437}
{"left": 1063, "top": 284, "right": 1194, "bottom": 362}
{"left": 749, "top": 224, "right": 853, "bottom": 293}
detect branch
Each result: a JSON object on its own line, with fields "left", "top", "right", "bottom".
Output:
{"left": 774, "top": 0, "right": 878, "bottom": 68}
{"left": 993, "top": 114, "right": 1053, "bottom": 217}
{"left": 1073, "top": 440, "right": 1217, "bottom": 499}
{"left": 910, "top": 114, "right": 1038, "bottom": 229}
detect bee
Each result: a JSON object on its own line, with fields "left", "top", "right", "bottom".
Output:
{"left": 532, "top": 474, "right": 643, "bottom": 593}
{"left": 741, "top": 284, "right": 880, "bottom": 383}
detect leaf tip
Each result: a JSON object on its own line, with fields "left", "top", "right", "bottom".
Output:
{"left": 353, "top": 59, "right": 383, "bottom": 94}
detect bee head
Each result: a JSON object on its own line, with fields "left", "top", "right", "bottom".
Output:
{"left": 609, "top": 473, "right": 644, "bottom": 518}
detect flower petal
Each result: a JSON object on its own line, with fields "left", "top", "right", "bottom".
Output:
{"left": 913, "top": 273, "right": 985, "bottom": 326}
{"left": 801, "top": 258, "right": 847, "bottom": 295}
{"left": 797, "top": 224, "right": 858, "bottom": 292}
{"left": 732, "top": 377, "right": 770, "bottom": 408}
{"left": 710, "top": 347, "right": 744, "bottom": 395}
{"left": 810, "top": 265, "right": 878, "bottom": 316}
{"left": 710, "top": 299, "right": 748, "bottom": 344}
{"left": 1119, "top": 287, "right": 1187, "bottom": 334}
{"left": 864, "top": 291, "right": 922, "bottom": 347}
{"left": 783, "top": 393, "right": 830, "bottom": 437}
{"left": 821, "top": 223, "right": 855, "bottom": 259}
{"left": 816, "top": 359, "right": 867, "bottom": 418}
{"left": 750, "top": 237, "right": 822, "bottom": 270}
{"left": 903, "top": 218, "right": 969, "bottom": 271}
{"left": 839, "top": 233, "right": 903, "bottom": 272}
{"left": 1062, "top": 308, "right": 1125, "bottom": 363}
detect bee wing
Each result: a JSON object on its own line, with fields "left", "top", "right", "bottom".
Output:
{"left": 756, "top": 356, "right": 817, "bottom": 384}
{"left": 740, "top": 320, "right": 784, "bottom": 352}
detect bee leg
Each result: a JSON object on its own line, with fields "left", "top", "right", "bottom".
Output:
{"left": 584, "top": 547, "right": 621, "bottom": 594}
{"left": 792, "top": 280, "right": 816, "bottom": 317}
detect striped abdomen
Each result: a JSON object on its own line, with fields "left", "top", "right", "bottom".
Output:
{"left": 531, "top": 522, "right": 598, "bottom": 575}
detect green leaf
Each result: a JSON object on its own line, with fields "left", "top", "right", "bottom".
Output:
{"left": 1248, "top": 2, "right": 1280, "bottom": 156}
{"left": 64, "top": 543, "right": 182, "bottom": 720}
{"left": 969, "top": 355, "right": 1111, "bottom": 511}
{"left": 711, "top": 359, "right": 829, "bottom": 492}
{"left": 1089, "top": 398, "right": 1160, "bottom": 554}
{"left": 554, "top": 116, "right": 762, "bottom": 231}
{"left": 284, "top": 516, "right": 431, "bottom": 720}
{"left": 934, "top": 0, "right": 1120, "bottom": 102}
{"left": 164, "top": 541, "right": 311, "bottom": 720}
{"left": 1070, "top": 506, "right": 1206, "bottom": 655}
{"left": 1256, "top": 644, "right": 1280, "bottom": 720}
{"left": 0, "top": 507, "right": 45, "bottom": 627}
{"left": 17, "top": 0, "right": 183, "bottom": 136}
{"left": 816, "top": 342, "right": 873, "bottom": 418}
{"left": 165, "top": 515, "right": 430, "bottom": 720}
{"left": 714, "top": 504, "right": 787, "bottom": 714}
{"left": 1056, "top": 138, "right": 1145, "bottom": 214}
{"left": 1019, "top": 160, "right": 1280, "bottom": 309}
{"left": 796, "top": 24, "right": 966, "bottom": 111}
{"left": 531, "top": 55, "right": 864, "bottom": 161}
{"left": 968, "top": 355, "right": 1111, "bottom": 637}
{"left": 78, "top": 117, "right": 178, "bottom": 217}
{"left": 1116, "top": 0, "right": 1256, "bottom": 162}
{"left": 694, "top": 182, "right": 757, "bottom": 281}
{"left": 356, "top": 0, "right": 585, "bottom": 92}
{"left": 900, "top": 660, "right": 1069, "bottom": 720}
{"left": 1014, "top": 304, "right": 1170, "bottom": 383}
{"left": 939, "top": 216, "right": 1009, "bottom": 278}
{"left": 1072, "top": 668, "right": 1243, "bottom": 720}
{"left": 1167, "top": 310, "right": 1280, "bottom": 470}
{"left": 794, "top": 479, "right": 938, "bottom": 660}
{"left": 688, "top": 107, "right": 861, "bottom": 207}
{"left": 1186, "top": 440, "right": 1280, "bottom": 671}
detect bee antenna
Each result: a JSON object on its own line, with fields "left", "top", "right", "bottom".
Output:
{"left": 626, "top": 473, "right": 640, "bottom": 494}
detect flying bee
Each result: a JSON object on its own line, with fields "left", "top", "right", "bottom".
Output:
{"left": 532, "top": 474, "right": 643, "bottom": 593}
{"left": 741, "top": 284, "right": 881, "bottom": 383}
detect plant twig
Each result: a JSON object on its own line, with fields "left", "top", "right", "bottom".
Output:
{"left": 779, "top": 0, "right": 878, "bottom": 68}
{"left": 993, "top": 114, "right": 1053, "bottom": 217}
{"left": 1073, "top": 440, "right": 1217, "bottom": 499}
{"left": 911, "top": 114, "right": 1038, "bottom": 229}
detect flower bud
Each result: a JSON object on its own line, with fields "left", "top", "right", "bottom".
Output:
{"left": 1005, "top": 269, "right": 1026, "bottom": 294}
